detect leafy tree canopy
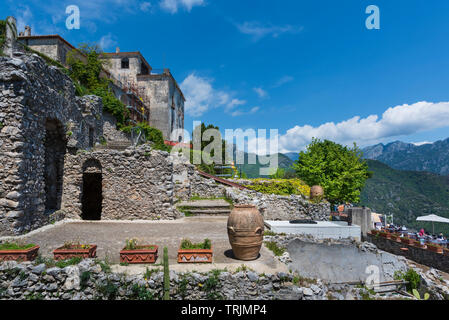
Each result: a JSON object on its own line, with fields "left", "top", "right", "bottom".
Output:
{"left": 292, "top": 138, "right": 372, "bottom": 204}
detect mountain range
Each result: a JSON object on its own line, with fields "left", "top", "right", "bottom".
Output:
{"left": 360, "top": 159, "right": 449, "bottom": 234}
{"left": 362, "top": 138, "right": 449, "bottom": 176}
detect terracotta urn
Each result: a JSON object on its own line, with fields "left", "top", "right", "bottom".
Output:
{"left": 227, "top": 205, "right": 264, "bottom": 261}
{"left": 310, "top": 185, "right": 324, "bottom": 199}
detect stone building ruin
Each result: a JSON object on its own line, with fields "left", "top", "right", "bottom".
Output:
{"left": 0, "top": 17, "right": 329, "bottom": 237}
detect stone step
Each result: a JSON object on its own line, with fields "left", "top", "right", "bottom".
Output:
{"left": 176, "top": 199, "right": 233, "bottom": 216}
{"left": 96, "top": 141, "right": 132, "bottom": 150}
{"left": 186, "top": 209, "right": 232, "bottom": 216}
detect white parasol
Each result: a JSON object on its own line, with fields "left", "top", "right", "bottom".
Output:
{"left": 416, "top": 214, "right": 449, "bottom": 234}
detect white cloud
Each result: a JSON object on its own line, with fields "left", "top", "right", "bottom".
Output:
{"left": 277, "top": 101, "right": 449, "bottom": 153}
{"left": 272, "top": 76, "right": 294, "bottom": 88}
{"left": 413, "top": 141, "right": 432, "bottom": 146}
{"left": 140, "top": 2, "right": 152, "bottom": 12}
{"left": 99, "top": 33, "right": 118, "bottom": 51}
{"left": 181, "top": 73, "right": 246, "bottom": 117}
{"left": 235, "top": 21, "right": 303, "bottom": 41}
{"left": 254, "top": 87, "right": 268, "bottom": 98}
{"left": 231, "top": 106, "right": 260, "bottom": 117}
{"left": 159, "top": 0, "right": 205, "bottom": 13}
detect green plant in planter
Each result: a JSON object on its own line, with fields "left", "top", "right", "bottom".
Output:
{"left": 0, "top": 242, "right": 36, "bottom": 250}
{"left": 412, "top": 289, "right": 430, "bottom": 300}
{"left": 125, "top": 238, "right": 138, "bottom": 250}
{"left": 180, "top": 239, "right": 212, "bottom": 250}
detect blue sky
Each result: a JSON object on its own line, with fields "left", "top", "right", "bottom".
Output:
{"left": 4, "top": 0, "right": 449, "bottom": 153}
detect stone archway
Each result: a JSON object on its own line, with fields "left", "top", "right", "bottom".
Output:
{"left": 44, "top": 119, "right": 66, "bottom": 213}
{"left": 81, "top": 159, "right": 103, "bottom": 220}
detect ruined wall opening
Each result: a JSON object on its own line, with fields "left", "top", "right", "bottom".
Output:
{"left": 44, "top": 119, "right": 66, "bottom": 213}
{"left": 88, "top": 127, "right": 94, "bottom": 148}
{"left": 81, "top": 159, "right": 102, "bottom": 220}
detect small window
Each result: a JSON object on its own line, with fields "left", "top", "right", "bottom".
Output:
{"left": 121, "top": 58, "right": 129, "bottom": 69}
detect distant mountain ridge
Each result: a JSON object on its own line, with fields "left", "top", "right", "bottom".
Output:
{"left": 362, "top": 138, "right": 449, "bottom": 176}
{"left": 360, "top": 159, "right": 449, "bottom": 234}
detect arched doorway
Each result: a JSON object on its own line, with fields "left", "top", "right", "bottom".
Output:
{"left": 81, "top": 159, "right": 103, "bottom": 220}
{"left": 44, "top": 119, "right": 66, "bottom": 213}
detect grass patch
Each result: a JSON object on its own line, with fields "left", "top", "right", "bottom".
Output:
{"left": 264, "top": 241, "right": 285, "bottom": 256}
{"left": 0, "top": 242, "right": 36, "bottom": 250}
{"left": 143, "top": 267, "right": 161, "bottom": 280}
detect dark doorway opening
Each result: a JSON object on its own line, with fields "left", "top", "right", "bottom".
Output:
{"left": 88, "top": 127, "right": 94, "bottom": 148}
{"left": 81, "top": 173, "right": 102, "bottom": 220}
{"left": 44, "top": 119, "right": 66, "bottom": 213}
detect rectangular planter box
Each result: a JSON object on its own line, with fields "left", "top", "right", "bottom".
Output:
{"left": 178, "top": 247, "right": 213, "bottom": 263}
{"left": 0, "top": 245, "right": 40, "bottom": 262}
{"left": 120, "top": 245, "right": 158, "bottom": 264}
{"left": 413, "top": 241, "right": 427, "bottom": 249}
{"left": 53, "top": 245, "right": 97, "bottom": 261}
{"left": 390, "top": 234, "right": 402, "bottom": 242}
{"left": 427, "top": 245, "right": 443, "bottom": 254}
{"left": 400, "top": 238, "right": 414, "bottom": 245}
{"left": 379, "top": 232, "right": 390, "bottom": 239}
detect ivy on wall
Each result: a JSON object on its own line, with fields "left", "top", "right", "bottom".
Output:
{"left": 0, "top": 20, "right": 7, "bottom": 56}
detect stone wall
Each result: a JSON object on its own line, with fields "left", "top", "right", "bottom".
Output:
{"left": 367, "top": 233, "right": 449, "bottom": 274}
{"left": 102, "top": 112, "right": 131, "bottom": 144}
{"left": 225, "top": 187, "right": 330, "bottom": 221}
{"left": 0, "top": 52, "right": 103, "bottom": 235}
{"left": 62, "top": 146, "right": 179, "bottom": 221}
{"left": 0, "top": 259, "right": 327, "bottom": 300}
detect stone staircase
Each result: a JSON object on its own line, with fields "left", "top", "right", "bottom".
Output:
{"left": 176, "top": 199, "right": 232, "bottom": 216}
{"left": 96, "top": 141, "right": 132, "bottom": 151}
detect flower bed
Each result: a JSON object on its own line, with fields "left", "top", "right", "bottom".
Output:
{"left": 178, "top": 239, "right": 213, "bottom": 263}
{"left": 53, "top": 243, "right": 97, "bottom": 261}
{"left": 0, "top": 242, "right": 39, "bottom": 262}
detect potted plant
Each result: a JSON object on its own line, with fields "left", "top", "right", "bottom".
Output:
{"left": 390, "top": 234, "right": 402, "bottom": 242}
{"left": 426, "top": 243, "right": 443, "bottom": 254}
{"left": 443, "top": 247, "right": 449, "bottom": 256}
{"left": 0, "top": 242, "right": 39, "bottom": 262}
{"left": 120, "top": 239, "right": 158, "bottom": 264}
{"left": 53, "top": 241, "right": 97, "bottom": 261}
{"left": 178, "top": 239, "right": 213, "bottom": 263}
{"left": 413, "top": 240, "right": 427, "bottom": 249}
{"left": 400, "top": 237, "right": 414, "bottom": 245}
{"left": 370, "top": 229, "right": 379, "bottom": 236}
{"left": 379, "top": 231, "right": 391, "bottom": 239}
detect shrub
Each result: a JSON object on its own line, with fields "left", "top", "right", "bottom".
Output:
{"left": 394, "top": 269, "right": 421, "bottom": 292}
{"left": 121, "top": 122, "right": 169, "bottom": 151}
{"left": 244, "top": 178, "right": 311, "bottom": 197}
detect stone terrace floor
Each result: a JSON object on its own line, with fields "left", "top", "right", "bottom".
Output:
{"left": 1, "top": 217, "right": 287, "bottom": 275}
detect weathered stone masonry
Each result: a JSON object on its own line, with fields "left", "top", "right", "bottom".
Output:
{"left": 61, "top": 147, "right": 178, "bottom": 221}
{"left": 0, "top": 52, "right": 103, "bottom": 235}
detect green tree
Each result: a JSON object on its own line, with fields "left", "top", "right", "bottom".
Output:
{"left": 293, "top": 138, "right": 372, "bottom": 205}
{"left": 191, "top": 123, "right": 232, "bottom": 176}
